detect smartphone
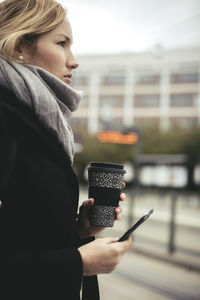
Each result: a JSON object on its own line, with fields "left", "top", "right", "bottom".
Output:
{"left": 118, "top": 209, "right": 154, "bottom": 242}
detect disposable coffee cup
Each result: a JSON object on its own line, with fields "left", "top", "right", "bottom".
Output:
{"left": 87, "top": 162, "right": 126, "bottom": 227}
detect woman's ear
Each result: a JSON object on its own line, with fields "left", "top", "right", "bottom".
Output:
{"left": 13, "top": 40, "right": 25, "bottom": 61}
{"left": 14, "top": 50, "right": 25, "bottom": 61}
{"left": 13, "top": 38, "right": 32, "bottom": 62}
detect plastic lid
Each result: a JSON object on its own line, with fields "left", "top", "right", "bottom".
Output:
{"left": 90, "top": 162, "right": 124, "bottom": 169}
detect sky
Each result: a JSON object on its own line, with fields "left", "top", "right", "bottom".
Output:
{"left": 59, "top": 0, "right": 200, "bottom": 55}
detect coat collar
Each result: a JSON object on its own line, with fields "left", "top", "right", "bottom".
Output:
{"left": 0, "top": 86, "right": 72, "bottom": 167}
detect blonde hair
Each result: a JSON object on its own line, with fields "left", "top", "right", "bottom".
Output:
{"left": 0, "top": 0, "right": 67, "bottom": 62}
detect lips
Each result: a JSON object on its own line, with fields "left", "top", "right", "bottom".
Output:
{"left": 64, "top": 74, "right": 72, "bottom": 83}
{"left": 65, "top": 74, "right": 72, "bottom": 78}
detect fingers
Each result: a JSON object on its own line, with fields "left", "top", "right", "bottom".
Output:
{"left": 81, "top": 198, "right": 94, "bottom": 208}
{"left": 115, "top": 206, "right": 122, "bottom": 214}
{"left": 122, "top": 182, "right": 126, "bottom": 189}
{"left": 115, "top": 206, "right": 122, "bottom": 220}
{"left": 123, "top": 236, "right": 133, "bottom": 248}
{"left": 103, "top": 237, "right": 119, "bottom": 244}
{"left": 120, "top": 192, "right": 126, "bottom": 201}
{"left": 79, "top": 198, "right": 94, "bottom": 220}
{"left": 102, "top": 236, "right": 132, "bottom": 249}
{"left": 117, "top": 236, "right": 133, "bottom": 251}
{"left": 79, "top": 237, "right": 129, "bottom": 276}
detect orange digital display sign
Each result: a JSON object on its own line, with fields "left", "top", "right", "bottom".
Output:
{"left": 97, "top": 131, "right": 138, "bottom": 145}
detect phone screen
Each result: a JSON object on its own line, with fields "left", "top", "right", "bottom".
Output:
{"left": 118, "top": 209, "right": 154, "bottom": 242}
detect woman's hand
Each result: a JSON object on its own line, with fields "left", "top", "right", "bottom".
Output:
{"left": 78, "top": 236, "right": 132, "bottom": 276}
{"left": 77, "top": 183, "right": 126, "bottom": 239}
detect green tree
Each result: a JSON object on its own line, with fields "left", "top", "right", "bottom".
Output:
{"left": 73, "top": 126, "right": 200, "bottom": 187}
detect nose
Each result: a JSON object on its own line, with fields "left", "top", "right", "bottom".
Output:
{"left": 67, "top": 50, "right": 79, "bottom": 70}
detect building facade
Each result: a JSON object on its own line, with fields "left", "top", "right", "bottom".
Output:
{"left": 71, "top": 47, "right": 200, "bottom": 134}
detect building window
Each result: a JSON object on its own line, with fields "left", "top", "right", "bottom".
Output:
{"left": 134, "top": 117, "right": 159, "bottom": 127}
{"left": 71, "top": 76, "right": 88, "bottom": 86}
{"left": 170, "top": 117, "right": 198, "bottom": 128}
{"left": 99, "top": 117, "right": 123, "bottom": 131}
{"left": 170, "top": 94, "right": 194, "bottom": 106}
{"left": 135, "top": 74, "right": 160, "bottom": 85}
{"left": 79, "top": 96, "right": 89, "bottom": 108}
{"left": 171, "top": 73, "right": 199, "bottom": 84}
{"left": 135, "top": 95, "right": 160, "bottom": 107}
{"left": 99, "top": 96, "right": 124, "bottom": 108}
{"left": 101, "top": 75, "right": 125, "bottom": 86}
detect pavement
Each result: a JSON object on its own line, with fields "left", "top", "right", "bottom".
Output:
{"left": 79, "top": 185, "right": 200, "bottom": 271}
{"left": 79, "top": 185, "right": 200, "bottom": 300}
{"left": 98, "top": 250, "right": 200, "bottom": 300}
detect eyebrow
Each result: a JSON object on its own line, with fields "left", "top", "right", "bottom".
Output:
{"left": 56, "top": 34, "right": 72, "bottom": 43}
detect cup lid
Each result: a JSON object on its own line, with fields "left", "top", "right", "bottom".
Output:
{"left": 90, "top": 162, "right": 124, "bottom": 169}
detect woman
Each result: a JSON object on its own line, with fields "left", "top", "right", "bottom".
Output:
{"left": 0, "top": 0, "right": 132, "bottom": 299}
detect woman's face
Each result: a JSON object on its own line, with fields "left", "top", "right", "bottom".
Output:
{"left": 23, "top": 19, "right": 79, "bottom": 84}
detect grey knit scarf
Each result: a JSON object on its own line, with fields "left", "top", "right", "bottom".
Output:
{"left": 0, "top": 56, "right": 81, "bottom": 164}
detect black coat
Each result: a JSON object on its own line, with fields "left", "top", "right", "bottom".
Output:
{"left": 0, "top": 86, "right": 99, "bottom": 300}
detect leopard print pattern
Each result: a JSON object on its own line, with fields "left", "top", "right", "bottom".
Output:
{"left": 89, "top": 171, "right": 124, "bottom": 189}
{"left": 90, "top": 205, "right": 116, "bottom": 227}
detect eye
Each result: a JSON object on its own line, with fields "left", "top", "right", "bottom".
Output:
{"left": 57, "top": 40, "right": 66, "bottom": 47}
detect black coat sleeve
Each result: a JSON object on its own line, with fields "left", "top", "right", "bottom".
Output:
{"left": 1, "top": 247, "right": 83, "bottom": 299}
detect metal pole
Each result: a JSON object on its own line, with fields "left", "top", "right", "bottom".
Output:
{"left": 168, "top": 191, "right": 177, "bottom": 254}
{"left": 128, "top": 128, "right": 141, "bottom": 228}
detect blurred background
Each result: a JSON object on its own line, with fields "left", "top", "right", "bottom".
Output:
{"left": 60, "top": 0, "right": 200, "bottom": 299}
